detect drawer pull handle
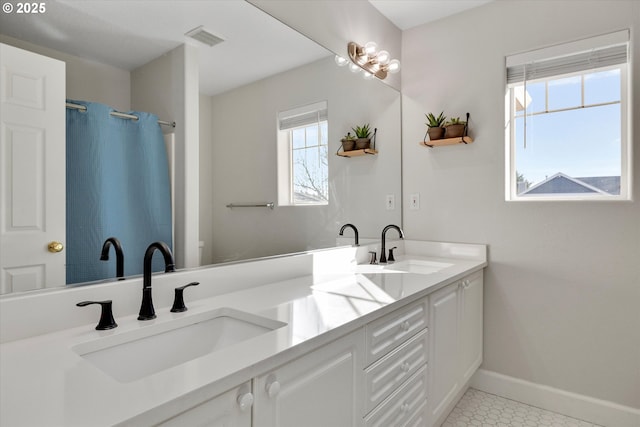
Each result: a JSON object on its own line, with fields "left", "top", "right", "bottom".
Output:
{"left": 237, "top": 392, "right": 254, "bottom": 411}
{"left": 400, "top": 321, "right": 410, "bottom": 332}
{"left": 401, "top": 362, "right": 411, "bottom": 373}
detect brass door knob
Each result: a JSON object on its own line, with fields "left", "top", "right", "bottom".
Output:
{"left": 48, "top": 241, "right": 64, "bottom": 253}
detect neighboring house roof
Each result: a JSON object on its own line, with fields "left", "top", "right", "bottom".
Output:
{"left": 577, "top": 176, "right": 621, "bottom": 195}
{"left": 521, "top": 172, "right": 620, "bottom": 195}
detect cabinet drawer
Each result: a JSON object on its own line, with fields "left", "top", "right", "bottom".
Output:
{"left": 364, "top": 328, "right": 428, "bottom": 414}
{"left": 365, "top": 298, "right": 428, "bottom": 365}
{"left": 364, "top": 365, "right": 428, "bottom": 427}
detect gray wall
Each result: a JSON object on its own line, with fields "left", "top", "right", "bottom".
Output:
{"left": 402, "top": 0, "right": 639, "bottom": 409}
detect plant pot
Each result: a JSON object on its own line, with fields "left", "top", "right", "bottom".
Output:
{"left": 427, "top": 127, "right": 445, "bottom": 141}
{"left": 444, "top": 124, "right": 466, "bottom": 138}
{"left": 341, "top": 139, "right": 356, "bottom": 151}
{"left": 355, "top": 138, "right": 371, "bottom": 150}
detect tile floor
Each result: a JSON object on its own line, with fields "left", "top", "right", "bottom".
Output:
{"left": 442, "top": 388, "right": 602, "bottom": 427}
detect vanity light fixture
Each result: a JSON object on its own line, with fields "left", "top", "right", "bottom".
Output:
{"left": 343, "top": 41, "right": 400, "bottom": 80}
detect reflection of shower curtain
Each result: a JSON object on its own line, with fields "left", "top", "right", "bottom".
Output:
{"left": 66, "top": 100, "right": 172, "bottom": 284}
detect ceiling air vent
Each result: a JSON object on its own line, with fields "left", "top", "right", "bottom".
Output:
{"left": 185, "top": 26, "right": 224, "bottom": 47}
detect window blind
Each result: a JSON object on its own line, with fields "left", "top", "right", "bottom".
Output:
{"left": 506, "top": 30, "right": 629, "bottom": 84}
{"left": 278, "top": 101, "right": 328, "bottom": 131}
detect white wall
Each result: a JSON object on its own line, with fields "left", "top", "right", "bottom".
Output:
{"left": 402, "top": 0, "right": 640, "bottom": 410}
{"left": 132, "top": 44, "right": 200, "bottom": 269}
{"left": 199, "top": 94, "right": 214, "bottom": 265}
{"left": 203, "top": 56, "right": 401, "bottom": 264}
{"left": 0, "top": 35, "right": 130, "bottom": 111}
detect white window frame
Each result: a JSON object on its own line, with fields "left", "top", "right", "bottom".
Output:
{"left": 505, "top": 30, "right": 632, "bottom": 202}
{"left": 277, "top": 101, "right": 329, "bottom": 207}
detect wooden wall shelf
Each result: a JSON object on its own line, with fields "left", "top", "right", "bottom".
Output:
{"left": 337, "top": 148, "right": 378, "bottom": 157}
{"left": 420, "top": 136, "right": 473, "bottom": 148}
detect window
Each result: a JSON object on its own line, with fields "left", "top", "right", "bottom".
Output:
{"left": 505, "top": 30, "right": 631, "bottom": 201}
{"left": 277, "top": 101, "right": 329, "bottom": 206}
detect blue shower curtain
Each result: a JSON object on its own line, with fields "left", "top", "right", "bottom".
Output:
{"left": 66, "top": 100, "right": 172, "bottom": 284}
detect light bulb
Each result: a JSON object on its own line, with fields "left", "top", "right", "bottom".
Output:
{"left": 334, "top": 55, "right": 348, "bottom": 67}
{"left": 387, "top": 59, "right": 401, "bottom": 74}
{"left": 349, "top": 62, "right": 361, "bottom": 73}
{"left": 364, "top": 41, "right": 378, "bottom": 56}
{"left": 363, "top": 71, "right": 374, "bottom": 80}
{"left": 377, "top": 50, "right": 390, "bottom": 65}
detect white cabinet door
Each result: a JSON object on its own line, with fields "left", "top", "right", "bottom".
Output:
{"left": 459, "top": 270, "right": 483, "bottom": 384}
{"left": 254, "top": 329, "right": 365, "bottom": 427}
{"left": 0, "top": 43, "right": 66, "bottom": 294}
{"left": 157, "top": 381, "right": 252, "bottom": 427}
{"left": 428, "top": 281, "right": 460, "bottom": 425}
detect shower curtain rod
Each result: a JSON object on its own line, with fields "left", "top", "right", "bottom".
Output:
{"left": 65, "top": 102, "right": 176, "bottom": 128}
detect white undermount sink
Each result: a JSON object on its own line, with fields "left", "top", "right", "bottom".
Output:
{"left": 72, "top": 307, "right": 286, "bottom": 383}
{"left": 383, "top": 259, "right": 452, "bottom": 274}
{"left": 357, "top": 258, "right": 452, "bottom": 275}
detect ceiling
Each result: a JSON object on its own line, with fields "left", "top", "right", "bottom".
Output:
{"left": 0, "top": 0, "right": 492, "bottom": 96}
{"left": 369, "top": 0, "right": 493, "bottom": 30}
{"left": 0, "top": 0, "right": 330, "bottom": 96}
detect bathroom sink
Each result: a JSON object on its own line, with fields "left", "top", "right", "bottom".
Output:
{"left": 72, "top": 307, "right": 286, "bottom": 382}
{"left": 357, "top": 259, "right": 453, "bottom": 275}
{"left": 383, "top": 259, "right": 452, "bottom": 274}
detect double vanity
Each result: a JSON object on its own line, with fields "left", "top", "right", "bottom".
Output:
{"left": 0, "top": 239, "right": 486, "bottom": 427}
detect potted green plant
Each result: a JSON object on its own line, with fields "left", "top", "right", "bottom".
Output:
{"left": 341, "top": 132, "right": 356, "bottom": 151}
{"left": 444, "top": 116, "right": 467, "bottom": 138}
{"left": 352, "top": 123, "right": 372, "bottom": 149}
{"left": 425, "top": 112, "right": 446, "bottom": 140}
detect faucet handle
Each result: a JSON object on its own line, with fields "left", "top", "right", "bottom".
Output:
{"left": 76, "top": 300, "right": 118, "bottom": 330}
{"left": 368, "top": 251, "right": 378, "bottom": 265}
{"left": 388, "top": 246, "right": 397, "bottom": 262}
{"left": 171, "top": 282, "right": 200, "bottom": 313}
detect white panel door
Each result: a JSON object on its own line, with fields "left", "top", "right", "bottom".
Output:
{"left": 157, "top": 381, "right": 252, "bottom": 427}
{"left": 253, "top": 329, "right": 365, "bottom": 427}
{"left": 459, "top": 271, "right": 484, "bottom": 384}
{"left": 0, "top": 43, "right": 65, "bottom": 294}
{"left": 428, "top": 281, "right": 460, "bottom": 425}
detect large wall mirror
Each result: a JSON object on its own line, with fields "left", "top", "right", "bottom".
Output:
{"left": 0, "top": 0, "right": 401, "bottom": 294}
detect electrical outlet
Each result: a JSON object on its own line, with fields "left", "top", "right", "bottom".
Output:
{"left": 386, "top": 194, "right": 395, "bottom": 210}
{"left": 410, "top": 193, "right": 420, "bottom": 210}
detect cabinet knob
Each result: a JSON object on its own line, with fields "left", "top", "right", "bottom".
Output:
{"left": 400, "top": 320, "right": 410, "bottom": 332}
{"left": 400, "top": 402, "right": 410, "bottom": 412}
{"left": 266, "top": 380, "right": 281, "bottom": 398}
{"left": 237, "top": 392, "right": 254, "bottom": 412}
{"left": 400, "top": 361, "right": 411, "bottom": 373}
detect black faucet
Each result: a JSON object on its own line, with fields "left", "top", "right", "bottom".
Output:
{"left": 100, "top": 237, "right": 125, "bottom": 280}
{"left": 138, "top": 241, "right": 176, "bottom": 321}
{"left": 379, "top": 224, "right": 404, "bottom": 264}
{"left": 339, "top": 223, "right": 359, "bottom": 246}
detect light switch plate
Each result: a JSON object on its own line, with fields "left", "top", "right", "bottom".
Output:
{"left": 386, "top": 194, "right": 395, "bottom": 210}
{"left": 410, "top": 193, "right": 420, "bottom": 210}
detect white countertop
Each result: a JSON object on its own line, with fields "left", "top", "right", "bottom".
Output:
{"left": 0, "top": 249, "right": 486, "bottom": 426}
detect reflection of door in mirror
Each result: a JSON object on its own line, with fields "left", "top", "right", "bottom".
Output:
{"left": 0, "top": 43, "right": 66, "bottom": 294}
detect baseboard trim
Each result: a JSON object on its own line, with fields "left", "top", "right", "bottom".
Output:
{"left": 470, "top": 369, "right": 640, "bottom": 427}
